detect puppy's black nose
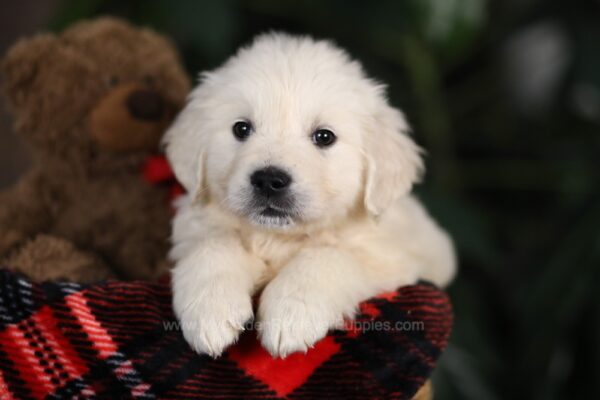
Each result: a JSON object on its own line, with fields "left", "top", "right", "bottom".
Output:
{"left": 127, "top": 89, "right": 165, "bottom": 121}
{"left": 250, "top": 167, "right": 291, "bottom": 197}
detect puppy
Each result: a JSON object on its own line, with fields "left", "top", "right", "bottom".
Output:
{"left": 164, "top": 33, "right": 456, "bottom": 358}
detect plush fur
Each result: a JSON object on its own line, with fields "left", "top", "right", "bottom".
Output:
{"left": 0, "top": 18, "right": 190, "bottom": 281}
{"left": 164, "top": 33, "right": 456, "bottom": 358}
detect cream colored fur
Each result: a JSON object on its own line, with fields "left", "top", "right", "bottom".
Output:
{"left": 164, "top": 33, "right": 456, "bottom": 358}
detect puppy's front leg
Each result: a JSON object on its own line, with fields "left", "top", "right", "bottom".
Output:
{"left": 258, "top": 247, "right": 373, "bottom": 358}
{"left": 172, "top": 235, "right": 264, "bottom": 357}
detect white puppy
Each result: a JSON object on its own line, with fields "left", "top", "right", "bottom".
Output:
{"left": 164, "top": 33, "right": 456, "bottom": 358}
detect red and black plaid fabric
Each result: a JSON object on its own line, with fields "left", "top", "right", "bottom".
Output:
{"left": 0, "top": 269, "right": 452, "bottom": 399}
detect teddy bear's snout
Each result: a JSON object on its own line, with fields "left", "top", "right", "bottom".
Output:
{"left": 89, "top": 82, "right": 178, "bottom": 152}
{"left": 126, "top": 89, "right": 165, "bottom": 122}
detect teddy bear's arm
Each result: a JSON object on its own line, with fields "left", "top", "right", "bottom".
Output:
{"left": 0, "top": 170, "right": 55, "bottom": 259}
{"left": 108, "top": 224, "right": 171, "bottom": 280}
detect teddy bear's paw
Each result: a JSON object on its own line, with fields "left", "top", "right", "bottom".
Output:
{"left": 7, "top": 234, "right": 114, "bottom": 283}
{"left": 174, "top": 286, "right": 253, "bottom": 358}
{"left": 258, "top": 288, "right": 344, "bottom": 358}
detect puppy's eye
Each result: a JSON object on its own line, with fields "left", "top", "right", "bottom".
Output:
{"left": 232, "top": 121, "right": 253, "bottom": 141}
{"left": 312, "top": 129, "right": 336, "bottom": 147}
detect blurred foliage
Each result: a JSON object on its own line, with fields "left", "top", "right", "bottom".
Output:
{"left": 49, "top": 0, "right": 600, "bottom": 398}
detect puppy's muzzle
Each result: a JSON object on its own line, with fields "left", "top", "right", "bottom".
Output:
{"left": 250, "top": 167, "right": 291, "bottom": 198}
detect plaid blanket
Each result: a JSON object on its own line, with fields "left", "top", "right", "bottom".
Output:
{"left": 0, "top": 269, "right": 452, "bottom": 399}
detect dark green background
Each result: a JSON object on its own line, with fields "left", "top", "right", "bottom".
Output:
{"left": 7, "top": 1, "right": 600, "bottom": 398}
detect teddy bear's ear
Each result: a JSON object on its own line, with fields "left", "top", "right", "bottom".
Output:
{"left": 1, "top": 34, "right": 59, "bottom": 109}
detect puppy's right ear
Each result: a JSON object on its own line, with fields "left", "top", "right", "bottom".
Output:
{"left": 163, "top": 87, "right": 207, "bottom": 198}
{"left": 363, "top": 104, "right": 424, "bottom": 216}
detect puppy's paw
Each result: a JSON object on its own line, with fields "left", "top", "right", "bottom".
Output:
{"left": 258, "top": 286, "right": 343, "bottom": 358}
{"left": 175, "top": 286, "right": 253, "bottom": 357}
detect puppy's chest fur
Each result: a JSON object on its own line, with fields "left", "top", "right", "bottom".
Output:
{"left": 240, "top": 231, "right": 305, "bottom": 280}
{"left": 239, "top": 228, "right": 338, "bottom": 282}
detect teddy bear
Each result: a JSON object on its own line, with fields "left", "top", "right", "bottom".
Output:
{"left": 0, "top": 17, "right": 190, "bottom": 282}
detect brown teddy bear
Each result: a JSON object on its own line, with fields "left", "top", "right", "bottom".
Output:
{"left": 0, "top": 17, "right": 190, "bottom": 282}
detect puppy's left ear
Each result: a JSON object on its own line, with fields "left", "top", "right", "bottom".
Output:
{"left": 364, "top": 104, "right": 424, "bottom": 216}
